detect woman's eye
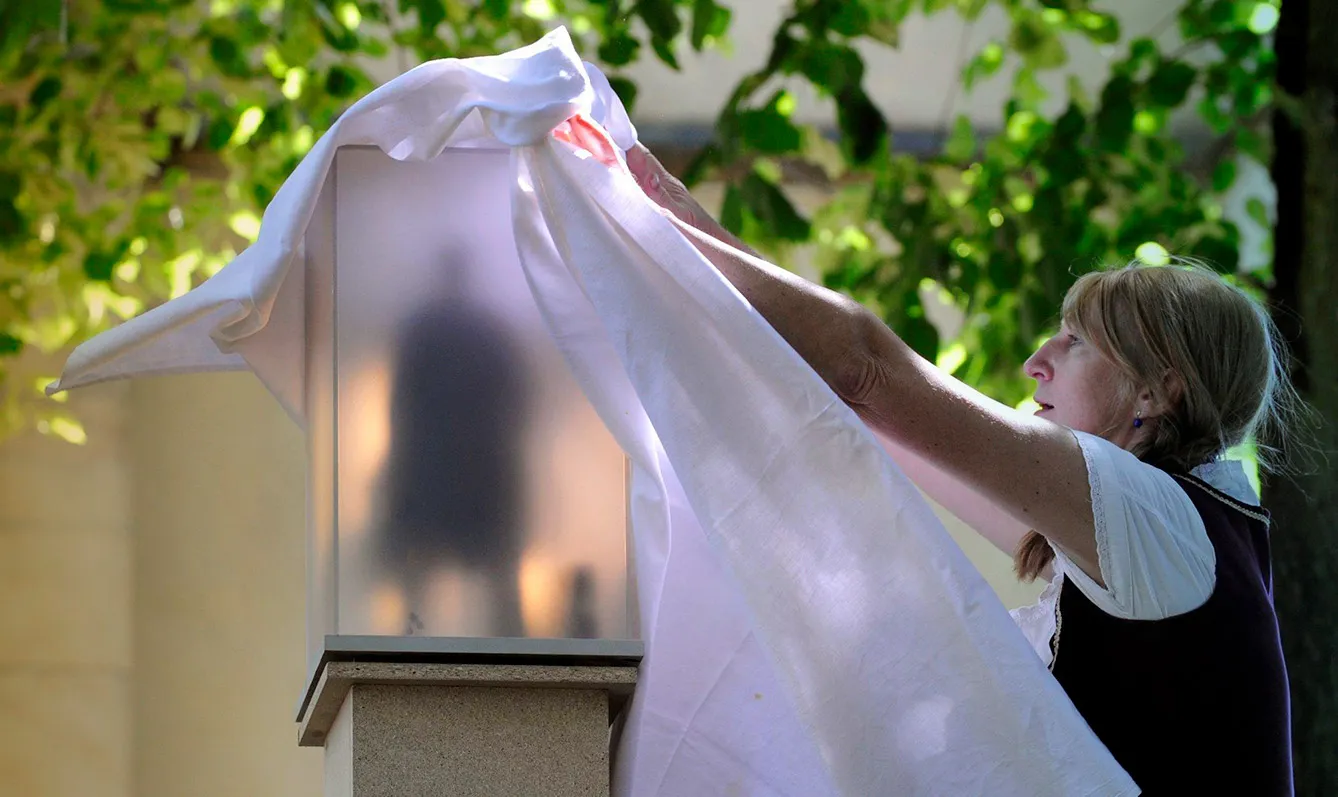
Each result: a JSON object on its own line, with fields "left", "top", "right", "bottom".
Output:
{"left": 1067, "top": 334, "right": 1082, "bottom": 346}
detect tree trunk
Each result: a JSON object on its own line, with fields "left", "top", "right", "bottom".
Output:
{"left": 1267, "top": 0, "right": 1338, "bottom": 793}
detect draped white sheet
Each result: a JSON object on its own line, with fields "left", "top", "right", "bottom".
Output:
{"left": 51, "top": 28, "right": 1137, "bottom": 797}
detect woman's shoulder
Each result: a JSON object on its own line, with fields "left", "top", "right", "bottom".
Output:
{"left": 1070, "top": 431, "right": 1259, "bottom": 508}
{"left": 1060, "top": 429, "right": 1217, "bottom": 620}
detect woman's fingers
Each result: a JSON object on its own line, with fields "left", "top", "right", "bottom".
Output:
{"left": 552, "top": 114, "right": 625, "bottom": 171}
{"left": 554, "top": 126, "right": 702, "bottom": 228}
{"left": 624, "top": 143, "right": 663, "bottom": 193}
{"left": 625, "top": 143, "right": 699, "bottom": 226}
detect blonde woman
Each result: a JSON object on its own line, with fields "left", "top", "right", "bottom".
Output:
{"left": 627, "top": 143, "right": 1298, "bottom": 796}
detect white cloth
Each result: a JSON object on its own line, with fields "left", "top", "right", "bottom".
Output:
{"left": 1011, "top": 433, "right": 1261, "bottom": 668}
{"left": 52, "top": 29, "right": 1138, "bottom": 796}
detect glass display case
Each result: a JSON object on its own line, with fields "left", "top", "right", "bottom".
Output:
{"left": 301, "top": 145, "right": 640, "bottom": 699}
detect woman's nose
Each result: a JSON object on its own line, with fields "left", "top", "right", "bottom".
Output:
{"left": 1023, "top": 349, "right": 1051, "bottom": 381}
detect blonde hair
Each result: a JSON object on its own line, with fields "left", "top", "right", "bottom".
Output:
{"left": 1015, "top": 260, "right": 1311, "bottom": 581}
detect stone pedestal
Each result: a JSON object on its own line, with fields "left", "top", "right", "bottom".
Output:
{"left": 298, "top": 662, "right": 637, "bottom": 797}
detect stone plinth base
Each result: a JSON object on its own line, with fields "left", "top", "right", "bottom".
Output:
{"left": 298, "top": 662, "right": 637, "bottom": 797}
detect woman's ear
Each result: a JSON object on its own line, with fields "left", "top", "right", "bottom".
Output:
{"left": 1145, "top": 370, "right": 1184, "bottom": 417}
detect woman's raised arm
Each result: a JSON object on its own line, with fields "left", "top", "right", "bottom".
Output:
{"left": 626, "top": 143, "right": 1101, "bottom": 582}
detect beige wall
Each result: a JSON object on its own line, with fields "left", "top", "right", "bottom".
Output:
{"left": 0, "top": 368, "right": 323, "bottom": 797}
{"left": 129, "top": 372, "right": 321, "bottom": 797}
{"left": 0, "top": 378, "right": 133, "bottom": 797}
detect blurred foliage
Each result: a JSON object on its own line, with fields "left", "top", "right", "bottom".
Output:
{"left": 0, "top": 0, "right": 1278, "bottom": 440}
{"left": 688, "top": 0, "right": 1279, "bottom": 408}
{"left": 0, "top": 0, "right": 720, "bottom": 440}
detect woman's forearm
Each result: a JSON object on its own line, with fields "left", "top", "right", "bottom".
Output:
{"left": 672, "top": 217, "right": 1033, "bottom": 559}
{"left": 625, "top": 142, "right": 887, "bottom": 403}
{"left": 668, "top": 215, "right": 873, "bottom": 398}
{"left": 624, "top": 145, "right": 1094, "bottom": 570}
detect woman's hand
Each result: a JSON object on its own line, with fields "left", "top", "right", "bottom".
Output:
{"left": 552, "top": 120, "right": 716, "bottom": 232}
{"left": 624, "top": 143, "right": 709, "bottom": 231}
{"left": 623, "top": 142, "right": 763, "bottom": 260}
{"left": 552, "top": 114, "right": 626, "bottom": 171}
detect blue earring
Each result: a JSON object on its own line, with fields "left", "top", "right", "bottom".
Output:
{"left": 1133, "top": 410, "right": 1144, "bottom": 429}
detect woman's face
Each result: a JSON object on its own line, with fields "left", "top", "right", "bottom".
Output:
{"left": 1024, "top": 321, "right": 1140, "bottom": 449}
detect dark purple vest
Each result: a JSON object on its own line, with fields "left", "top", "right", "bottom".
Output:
{"left": 1050, "top": 474, "right": 1293, "bottom": 796}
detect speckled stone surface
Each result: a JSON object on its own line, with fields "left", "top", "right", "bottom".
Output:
{"left": 303, "top": 662, "right": 638, "bottom": 797}
{"left": 300, "top": 662, "right": 638, "bottom": 747}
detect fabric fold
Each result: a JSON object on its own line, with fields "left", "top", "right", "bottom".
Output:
{"left": 48, "top": 27, "right": 630, "bottom": 419}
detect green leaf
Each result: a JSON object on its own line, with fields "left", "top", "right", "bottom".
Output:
{"left": 208, "top": 34, "right": 250, "bottom": 78}
{"left": 1146, "top": 60, "right": 1198, "bottom": 108}
{"left": 956, "top": 0, "right": 989, "bottom": 22}
{"left": 896, "top": 291, "right": 940, "bottom": 360}
{"left": 720, "top": 183, "right": 745, "bottom": 235}
{"left": 681, "top": 143, "right": 721, "bottom": 188}
{"left": 1075, "top": 11, "right": 1120, "bottom": 45}
{"left": 739, "top": 171, "right": 810, "bottom": 242}
{"left": 408, "top": 0, "right": 447, "bottom": 32}
{"left": 736, "top": 104, "right": 803, "bottom": 155}
{"left": 1009, "top": 15, "right": 1067, "bottom": 70}
{"left": 359, "top": 37, "right": 389, "bottom": 58}
{"left": 0, "top": 171, "right": 19, "bottom": 200}
{"left": 598, "top": 34, "right": 641, "bottom": 67}
{"left": 84, "top": 240, "right": 131, "bottom": 282}
{"left": 1043, "top": 107, "right": 1087, "bottom": 183}
{"left": 1211, "top": 158, "right": 1237, "bottom": 192}
{"left": 324, "top": 64, "right": 360, "bottom": 97}
{"left": 987, "top": 252, "right": 1023, "bottom": 287}
{"left": 823, "top": 254, "right": 875, "bottom": 292}
{"left": 1011, "top": 67, "right": 1049, "bottom": 109}
{"left": 0, "top": 197, "right": 23, "bottom": 244}
{"left": 1096, "top": 75, "right": 1135, "bottom": 152}
{"left": 1004, "top": 107, "right": 1039, "bottom": 143}
{"left": 1189, "top": 231, "right": 1241, "bottom": 273}
{"left": 1052, "top": 103, "right": 1086, "bottom": 146}
{"left": 649, "top": 35, "right": 680, "bottom": 70}
{"left": 1246, "top": 197, "right": 1271, "bottom": 231}
{"left": 944, "top": 115, "right": 976, "bottom": 161}
{"left": 84, "top": 251, "right": 119, "bottom": 282}
{"left": 863, "top": 0, "right": 906, "bottom": 46}
{"left": 638, "top": 0, "right": 683, "bottom": 38}
{"left": 796, "top": 41, "right": 864, "bottom": 94}
{"left": 205, "top": 115, "right": 235, "bottom": 151}
{"left": 638, "top": 0, "right": 683, "bottom": 65}
{"left": 899, "top": 316, "right": 941, "bottom": 361}
{"left": 963, "top": 42, "right": 1004, "bottom": 90}
{"left": 1196, "top": 94, "right": 1233, "bottom": 133}
{"left": 828, "top": 2, "right": 870, "bottom": 37}
{"left": 0, "top": 332, "right": 22, "bottom": 357}
{"left": 691, "top": 0, "right": 731, "bottom": 50}
{"left": 836, "top": 88, "right": 887, "bottom": 165}
{"left": 28, "top": 76, "right": 61, "bottom": 111}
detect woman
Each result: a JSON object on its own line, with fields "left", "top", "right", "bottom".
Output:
{"left": 624, "top": 142, "right": 1297, "bottom": 795}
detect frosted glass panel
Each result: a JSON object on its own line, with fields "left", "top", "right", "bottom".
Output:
{"left": 305, "top": 176, "right": 337, "bottom": 672}
{"left": 329, "top": 147, "right": 629, "bottom": 642}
